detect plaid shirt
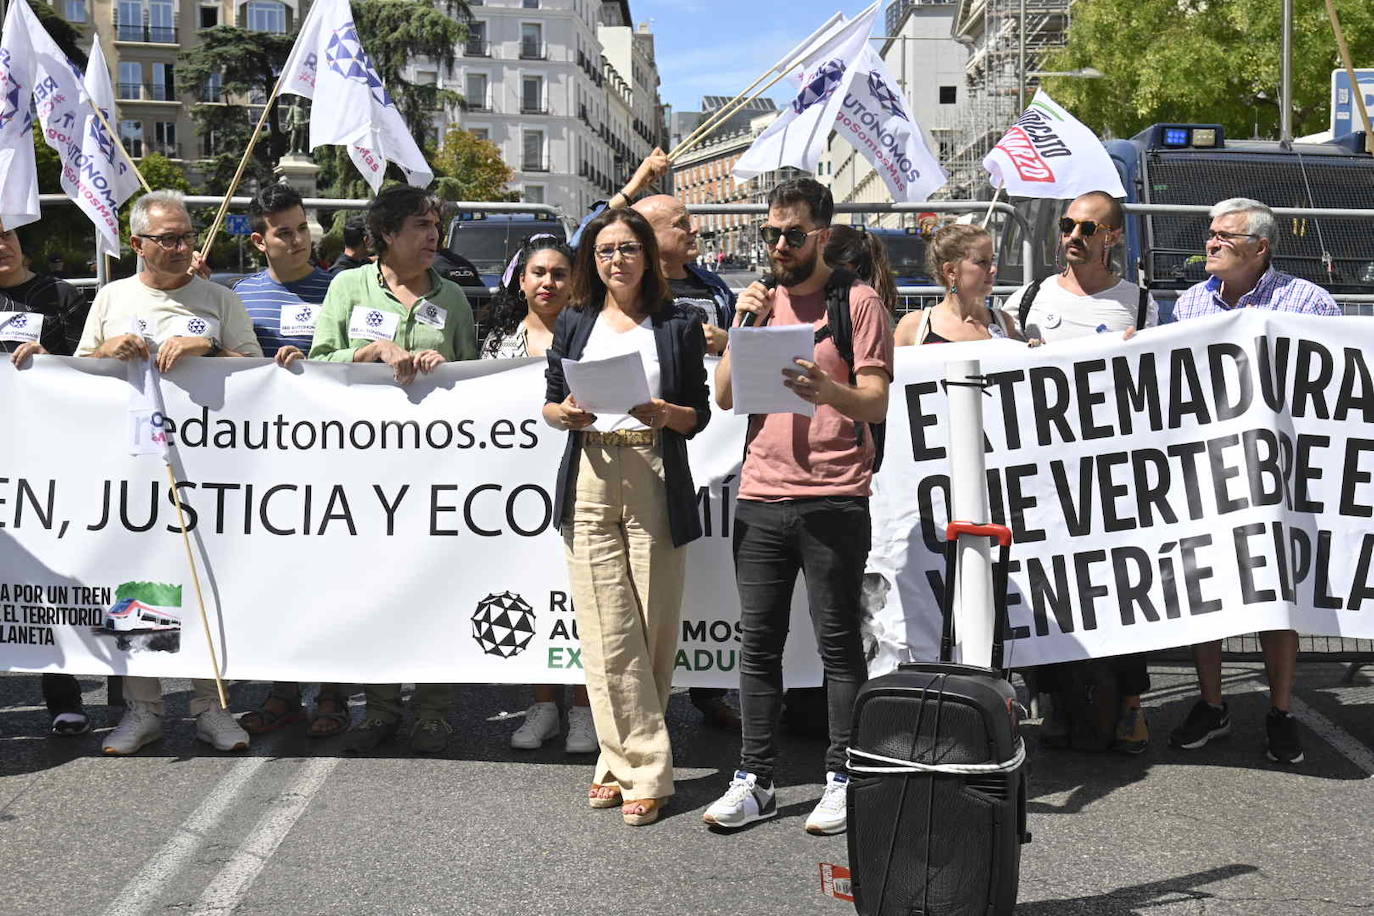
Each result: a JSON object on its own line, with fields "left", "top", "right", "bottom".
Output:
{"left": 1173, "top": 267, "right": 1342, "bottom": 321}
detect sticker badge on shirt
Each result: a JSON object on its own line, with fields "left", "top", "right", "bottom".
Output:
{"left": 1040, "top": 311, "right": 1062, "bottom": 329}
{"left": 132, "top": 316, "right": 154, "bottom": 340}
{"left": 0, "top": 311, "right": 42, "bottom": 344}
{"left": 414, "top": 299, "right": 447, "bottom": 330}
{"left": 171, "top": 315, "right": 221, "bottom": 341}
{"left": 348, "top": 306, "right": 399, "bottom": 342}
{"left": 279, "top": 303, "right": 319, "bottom": 339}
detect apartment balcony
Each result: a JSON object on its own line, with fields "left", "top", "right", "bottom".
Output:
{"left": 117, "top": 81, "right": 143, "bottom": 100}
{"left": 520, "top": 101, "right": 548, "bottom": 115}
{"left": 115, "top": 22, "right": 177, "bottom": 43}
{"left": 519, "top": 41, "right": 547, "bottom": 61}
{"left": 522, "top": 157, "right": 550, "bottom": 173}
{"left": 465, "top": 99, "right": 491, "bottom": 112}
{"left": 464, "top": 39, "right": 490, "bottom": 57}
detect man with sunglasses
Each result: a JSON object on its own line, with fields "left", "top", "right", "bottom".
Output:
{"left": 1002, "top": 191, "right": 1157, "bottom": 343}
{"left": 75, "top": 190, "right": 260, "bottom": 756}
{"left": 705, "top": 179, "right": 892, "bottom": 836}
{"left": 1169, "top": 198, "right": 1339, "bottom": 766}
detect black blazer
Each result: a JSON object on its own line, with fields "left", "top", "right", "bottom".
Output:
{"left": 545, "top": 300, "right": 711, "bottom": 547}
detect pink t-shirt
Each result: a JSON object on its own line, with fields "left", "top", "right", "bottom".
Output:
{"left": 738, "top": 280, "right": 894, "bottom": 501}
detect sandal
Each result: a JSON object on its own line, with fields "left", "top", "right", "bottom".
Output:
{"left": 308, "top": 694, "right": 351, "bottom": 739}
{"left": 621, "top": 797, "right": 665, "bottom": 826}
{"left": 588, "top": 783, "right": 623, "bottom": 809}
{"left": 238, "top": 696, "right": 305, "bottom": 735}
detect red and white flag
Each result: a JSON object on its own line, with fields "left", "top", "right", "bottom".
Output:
{"left": 982, "top": 90, "right": 1124, "bottom": 199}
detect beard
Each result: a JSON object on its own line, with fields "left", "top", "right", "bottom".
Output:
{"left": 770, "top": 245, "right": 820, "bottom": 288}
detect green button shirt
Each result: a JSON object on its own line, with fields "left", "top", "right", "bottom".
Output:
{"left": 309, "top": 264, "right": 477, "bottom": 363}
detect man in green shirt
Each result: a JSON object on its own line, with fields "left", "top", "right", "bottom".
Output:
{"left": 310, "top": 185, "right": 476, "bottom": 382}
{"left": 309, "top": 186, "right": 475, "bottom": 755}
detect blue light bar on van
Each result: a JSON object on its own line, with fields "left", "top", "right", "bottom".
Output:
{"left": 1155, "top": 124, "right": 1225, "bottom": 149}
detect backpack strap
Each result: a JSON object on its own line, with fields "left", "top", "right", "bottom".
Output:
{"left": 1016, "top": 276, "right": 1047, "bottom": 330}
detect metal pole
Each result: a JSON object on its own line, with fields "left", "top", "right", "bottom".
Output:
{"left": 1280, "top": 0, "right": 1294, "bottom": 145}
{"left": 1018, "top": 0, "right": 1027, "bottom": 112}
{"left": 946, "top": 359, "right": 995, "bottom": 668}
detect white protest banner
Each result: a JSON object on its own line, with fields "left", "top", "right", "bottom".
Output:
{"left": 0, "top": 357, "right": 820, "bottom": 687}
{"left": 278, "top": 0, "right": 432, "bottom": 191}
{"left": 865, "top": 311, "right": 1374, "bottom": 672}
{"left": 981, "top": 89, "right": 1125, "bottom": 199}
{"left": 734, "top": 2, "right": 880, "bottom": 181}
{"left": 834, "top": 46, "right": 946, "bottom": 202}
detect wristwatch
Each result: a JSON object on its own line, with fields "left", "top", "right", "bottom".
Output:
{"left": 204, "top": 336, "right": 221, "bottom": 357}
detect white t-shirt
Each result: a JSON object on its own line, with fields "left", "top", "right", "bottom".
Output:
{"left": 579, "top": 312, "right": 661, "bottom": 432}
{"left": 76, "top": 274, "right": 263, "bottom": 357}
{"left": 1000, "top": 275, "right": 1158, "bottom": 343}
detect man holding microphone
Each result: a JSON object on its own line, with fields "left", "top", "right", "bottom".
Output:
{"left": 704, "top": 178, "right": 892, "bottom": 835}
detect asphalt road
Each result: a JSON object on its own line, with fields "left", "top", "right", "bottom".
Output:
{"left": 0, "top": 662, "right": 1370, "bottom": 915}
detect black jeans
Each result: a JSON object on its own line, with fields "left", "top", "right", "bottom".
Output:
{"left": 733, "top": 497, "right": 870, "bottom": 780}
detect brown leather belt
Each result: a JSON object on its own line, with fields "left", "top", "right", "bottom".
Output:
{"left": 582, "top": 428, "right": 659, "bottom": 447}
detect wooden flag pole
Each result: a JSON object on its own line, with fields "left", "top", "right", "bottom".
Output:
{"left": 1324, "top": 0, "right": 1374, "bottom": 154}
{"left": 669, "top": 65, "right": 799, "bottom": 163}
{"left": 981, "top": 186, "right": 1005, "bottom": 228}
{"left": 165, "top": 463, "right": 229, "bottom": 709}
{"left": 194, "top": 86, "right": 284, "bottom": 271}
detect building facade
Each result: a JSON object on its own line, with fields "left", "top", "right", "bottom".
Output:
{"left": 417, "top": 0, "right": 667, "bottom": 218}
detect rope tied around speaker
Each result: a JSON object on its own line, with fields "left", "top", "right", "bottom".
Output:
{"left": 846, "top": 739, "right": 1026, "bottom": 776}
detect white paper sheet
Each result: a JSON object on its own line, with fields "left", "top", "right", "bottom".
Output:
{"left": 560, "top": 351, "right": 651, "bottom": 414}
{"left": 728, "top": 324, "right": 815, "bottom": 417}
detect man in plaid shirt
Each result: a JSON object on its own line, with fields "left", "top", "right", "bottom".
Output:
{"left": 1169, "top": 197, "right": 1341, "bottom": 766}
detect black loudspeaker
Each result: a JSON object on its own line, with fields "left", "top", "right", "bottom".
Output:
{"left": 846, "top": 522, "right": 1029, "bottom": 916}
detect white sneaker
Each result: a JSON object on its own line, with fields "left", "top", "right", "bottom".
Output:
{"left": 804, "top": 771, "right": 849, "bottom": 835}
{"left": 564, "top": 706, "right": 597, "bottom": 754}
{"left": 703, "top": 771, "right": 776, "bottom": 829}
{"left": 196, "top": 706, "right": 250, "bottom": 751}
{"left": 510, "top": 702, "right": 560, "bottom": 750}
{"left": 103, "top": 702, "right": 163, "bottom": 755}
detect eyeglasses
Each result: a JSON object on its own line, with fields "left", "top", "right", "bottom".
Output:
{"left": 759, "top": 225, "right": 823, "bottom": 249}
{"left": 1058, "top": 217, "right": 1116, "bottom": 237}
{"left": 137, "top": 232, "right": 198, "bottom": 250}
{"left": 1207, "top": 229, "right": 1260, "bottom": 245}
{"left": 594, "top": 242, "right": 644, "bottom": 262}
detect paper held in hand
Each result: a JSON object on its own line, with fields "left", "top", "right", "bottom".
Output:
{"left": 728, "top": 325, "right": 815, "bottom": 417}
{"left": 561, "top": 352, "right": 651, "bottom": 413}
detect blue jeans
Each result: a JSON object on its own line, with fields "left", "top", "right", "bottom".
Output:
{"left": 733, "top": 497, "right": 871, "bottom": 780}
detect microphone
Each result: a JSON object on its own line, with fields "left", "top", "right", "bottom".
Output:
{"left": 740, "top": 274, "right": 778, "bottom": 328}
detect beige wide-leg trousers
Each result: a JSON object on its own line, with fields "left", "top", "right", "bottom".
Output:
{"left": 563, "top": 439, "right": 686, "bottom": 802}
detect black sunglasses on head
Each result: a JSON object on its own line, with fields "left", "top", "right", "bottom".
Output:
{"left": 1058, "top": 217, "right": 1116, "bottom": 238}
{"left": 759, "top": 225, "right": 822, "bottom": 249}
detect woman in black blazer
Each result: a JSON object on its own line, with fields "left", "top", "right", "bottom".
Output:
{"left": 543, "top": 208, "right": 709, "bottom": 826}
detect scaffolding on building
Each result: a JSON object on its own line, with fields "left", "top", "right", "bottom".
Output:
{"left": 945, "top": 0, "right": 1074, "bottom": 199}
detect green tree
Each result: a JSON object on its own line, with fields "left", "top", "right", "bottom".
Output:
{"left": 432, "top": 128, "right": 515, "bottom": 201}
{"left": 178, "top": 27, "right": 297, "bottom": 187}
{"left": 31, "top": 2, "right": 88, "bottom": 67}
{"left": 1043, "top": 0, "right": 1374, "bottom": 140}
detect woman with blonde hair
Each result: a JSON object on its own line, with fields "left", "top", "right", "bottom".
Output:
{"left": 894, "top": 222, "right": 1022, "bottom": 345}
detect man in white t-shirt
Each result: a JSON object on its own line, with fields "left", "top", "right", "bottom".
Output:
{"left": 77, "top": 189, "right": 260, "bottom": 756}
{"left": 1001, "top": 190, "right": 1158, "bottom": 343}
{"left": 1000, "top": 190, "right": 1157, "bottom": 755}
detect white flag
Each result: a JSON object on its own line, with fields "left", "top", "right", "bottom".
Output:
{"left": 279, "top": 0, "right": 432, "bottom": 191}
{"left": 982, "top": 90, "right": 1125, "bottom": 199}
{"left": 834, "top": 46, "right": 945, "bottom": 202}
{"left": 80, "top": 37, "right": 142, "bottom": 257}
{"left": 734, "top": 2, "right": 880, "bottom": 181}
{"left": 0, "top": 1, "right": 44, "bottom": 230}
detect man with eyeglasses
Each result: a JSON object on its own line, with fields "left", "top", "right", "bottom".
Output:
{"left": 705, "top": 178, "right": 892, "bottom": 836}
{"left": 75, "top": 189, "right": 260, "bottom": 756}
{"left": 1169, "top": 198, "right": 1338, "bottom": 766}
{"left": 1002, "top": 190, "right": 1158, "bottom": 343}
{"left": 998, "top": 191, "right": 1159, "bottom": 755}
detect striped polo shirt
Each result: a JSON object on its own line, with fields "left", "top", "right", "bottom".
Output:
{"left": 234, "top": 267, "right": 335, "bottom": 357}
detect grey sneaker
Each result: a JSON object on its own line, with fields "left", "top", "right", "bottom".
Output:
{"left": 195, "top": 706, "right": 250, "bottom": 751}
{"left": 510, "top": 701, "right": 560, "bottom": 750}
{"left": 103, "top": 702, "right": 163, "bottom": 755}
{"left": 344, "top": 716, "right": 399, "bottom": 754}
{"left": 564, "top": 706, "right": 597, "bottom": 754}
{"left": 410, "top": 717, "right": 452, "bottom": 755}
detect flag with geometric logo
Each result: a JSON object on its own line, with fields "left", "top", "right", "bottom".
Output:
{"left": 733, "top": 2, "right": 880, "bottom": 181}
{"left": 277, "top": 0, "right": 432, "bottom": 190}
